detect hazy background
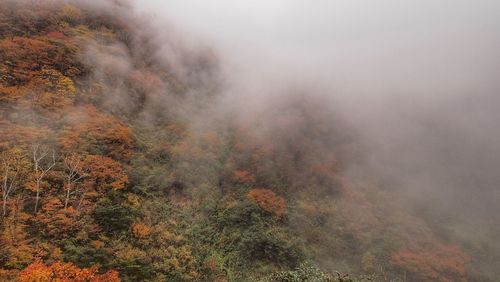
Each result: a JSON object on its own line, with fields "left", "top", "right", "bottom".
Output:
{"left": 130, "top": 0, "right": 500, "bottom": 238}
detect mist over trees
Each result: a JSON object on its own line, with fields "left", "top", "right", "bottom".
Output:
{"left": 0, "top": 0, "right": 499, "bottom": 281}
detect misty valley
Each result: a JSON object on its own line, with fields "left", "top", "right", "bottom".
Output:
{"left": 0, "top": 1, "right": 499, "bottom": 281}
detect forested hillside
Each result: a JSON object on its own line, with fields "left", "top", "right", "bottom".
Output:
{"left": 0, "top": 1, "right": 496, "bottom": 281}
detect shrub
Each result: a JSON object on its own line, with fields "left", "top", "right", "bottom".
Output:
{"left": 240, "top": 227, "right": 303, "bottom": 267}
{"left": 93, "top": 200, "right": 133, "bottom": 234}
{"left": 247, "top": 189, "right": 286, "bottom": 217}
{"left": 259, "top": 262, "right": 361, "bottom": 282}
{"left": 19, "top": 261, "right": 120, "bottom": 282}
{"left": 132, "top": 223, "right": 151, "bottom": 238}
{"left": 233, "top": 170, "right": 256, "bottom": 185}
{"left": 391, "top": 243, "right": 469, "bottom": 282}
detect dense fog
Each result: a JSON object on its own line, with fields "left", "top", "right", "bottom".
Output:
{"left": 132, "top": 0, "right": 500, "bottom": 236}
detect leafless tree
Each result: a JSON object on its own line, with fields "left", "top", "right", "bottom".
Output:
{"left": 0, "top": 149, "right": 28, "bottom": 217}
{"left": 1, "top": 157, "right": 18, "bottom": 217}
{"left": 63, "top": 154, "right": 88, "bottom": 208}
{"left": 32, "top": 144, "right": 56, "bottom": 213}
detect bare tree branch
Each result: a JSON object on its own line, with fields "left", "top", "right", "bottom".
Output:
{"left": 32, "top": 144, "right": 57, "bottom": 213}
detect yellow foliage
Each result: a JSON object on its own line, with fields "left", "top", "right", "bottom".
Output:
{"left": 30, "top": 68, "right": 76, "bottom": 109}
{"left": 59, "top": 4, "right": 82, "bottom": 24}
{"left": 115, "top": 244, "right": 146, "bottom": 261}
{"left": 126, "top": 193, "right": 141, "bottom": 209}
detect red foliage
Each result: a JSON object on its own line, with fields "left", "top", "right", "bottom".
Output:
{"left": 391, "top": 243, "right": 469, "bottom": 282}
{"left": 19, "top": 261, "right": 120, "bottom": 282}
{"left": 247, "top": 188, "right": 286, "bottom": 217}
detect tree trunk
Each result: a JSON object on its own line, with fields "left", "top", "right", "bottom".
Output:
{"left": 64, "top": 180, "right": 71, "bottom": 208}
{"left": 77, "top": 192, "right": 85, "bottom": 210}
{"left": 34, "top": 179, "right": 40, "bottom": 213}
{"left": 2, "top": 172, "right": 7, "bottom": 217}
{"left": 2, "top": 195, "right": 7, "bottom": 217}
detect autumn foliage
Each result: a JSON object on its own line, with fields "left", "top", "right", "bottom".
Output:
{"left": 391, "top": 243, "right": 469, "bottom": 282}
{"left": 233, "top": 170, "right": 256, "bottom": 185}
{"left": 59, "top": 106, "right": 134, "bottom": 161}
{"left": 132, "top": 223, "right": 152, "bottom": 238}
{"left": 0, "top": 0, "right": 487, "bottom": 281}
{"left": 0, "top": 36, "right": 81, "bottom": 85}
{"left": 83, "top": 155, "right": 128, "bottom": 191}
{"left": 18, "top": 261, "right": 120, "bottom": 282}
{"left": 247, "top": 188, "right": 286, "bottom": 217}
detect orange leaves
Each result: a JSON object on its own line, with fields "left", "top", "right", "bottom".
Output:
{"left": 391, "top": 243, "right": 469, "bottom": 282}
{"left": 0, "top": 34, "right": 80, "bottom": 111}
{"left": 35, "top": 198, "right": 83, "bottom": 239}
{"left": 40, "top": 198, "right": 64, "bottom": 214}
{"left": 233, "top": 170, "right": 256, "bottom": 185}
{"left": 0, "top": 84, "right": 26, "bottom": 103}
{"left": 0, "top": 36, "right": 80, "bottom": 86}
{"left": 29, "top": 68, "right": 76, "bottom": 110}
{"left": 19, "top": 261, "right": 52, "bottom": 282}
{"left": 0, "top": 121, "right": 50, "bottom": 150}
{"left": 247, "top": 189, "right": 286, "bottom": 217}
{"left": 0, "top": 37, "right": 56, "bottom": 84}
{"left": 132, "top": 223, "right": 152, "bottom": 238}
{"left": 0, "top": 213, "right": 35, "bottom": 268}
{"left": 83, "top": 155, "right": 128, "bottom": 191}
{"left": 19, "top": 261, "right": 120, "bottom": 282}
{"left": 91, "top": 240, "right": 105, "bottom": 249}
{"left": 59, "top": 106, "right": 134, "bottom": 160}
{"left": 46, "top": 31, "right": 66, "bottom": 40}
{"left": 0, "top": 269, "right": 18, "bottom": 281}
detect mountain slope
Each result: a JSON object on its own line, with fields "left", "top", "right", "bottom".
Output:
{"left": 0, "top": 1, "right": 490, "bottom": 282}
